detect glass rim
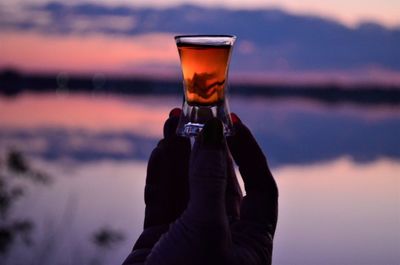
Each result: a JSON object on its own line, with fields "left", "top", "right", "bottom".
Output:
{"left": 175, "top": 34, "right": 236, "bottom": 45}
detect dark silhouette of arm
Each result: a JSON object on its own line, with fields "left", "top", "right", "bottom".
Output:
{"left": 122, "top": 113, "right": 278, "bottom": 265}
{"left": 122, "top": 109, "right": 190, "bottom": 264}
{"left": 227, "top": 114, "right": 278, "bottom": 265}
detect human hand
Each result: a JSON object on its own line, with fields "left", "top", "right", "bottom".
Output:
{"left": 124, "top": 108, "right": 191, "bottom": 263}
{"left": 122, "top": 109, "right": 278, "bottom": 265}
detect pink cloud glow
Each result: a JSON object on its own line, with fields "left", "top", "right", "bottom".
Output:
{"left": 0, "top": 31, "right": 179, "bottom": 75}
{"left": 1, "top": 30, "right": 400, "bottom": 85}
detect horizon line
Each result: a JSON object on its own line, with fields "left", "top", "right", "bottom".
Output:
{"left": 2, "top": 67, "right": 400, "bottom": 88}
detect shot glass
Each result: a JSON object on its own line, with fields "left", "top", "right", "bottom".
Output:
{"left": 175, "top": 35, "right": 236, "bottom": 137}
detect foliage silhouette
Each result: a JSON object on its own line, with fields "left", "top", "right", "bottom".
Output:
{"left": 0, "top": 150, "right": 52, "bottom": 255}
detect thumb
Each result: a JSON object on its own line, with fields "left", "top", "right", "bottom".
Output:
{"left": 186, "top": 118, "right": 228, "bottom": 223}
{"left": 146, "top": 119, "right": 231, "bottom": 264}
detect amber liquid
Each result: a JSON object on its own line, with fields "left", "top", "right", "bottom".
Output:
{"left": 177, "top": 44, "right": 232, "bottom": 106}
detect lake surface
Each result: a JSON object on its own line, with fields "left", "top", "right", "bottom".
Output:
{"left": 0, "top": 93, "right": 399, "bottom": 265}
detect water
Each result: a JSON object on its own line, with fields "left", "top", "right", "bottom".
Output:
{"left": 0, "top": 92, "right": 399, "bottom": 264}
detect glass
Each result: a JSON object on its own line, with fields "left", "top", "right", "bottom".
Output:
{"left": 175, "top": 35, "right": 236, "bottom": 137}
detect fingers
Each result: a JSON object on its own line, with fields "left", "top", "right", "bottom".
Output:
{"left": 153, "top": 118, "right": 231, "bottom": 264}
{"left": 163, "top": 108, "right": 184, "bottom": 139}
{"left": 227, "top": 113, "right": 277, "bottom": 197}
{"left": 227, "top": 113, "right": 278, "bottom": 232}
{"left": 190, "top": 118, "right": 226, "bottom": 181}
{"left": 185, "top": 118, "right": 229, "bottom": 223}
{"left": 143, "top": 108, "right": 191, "bottom": 229}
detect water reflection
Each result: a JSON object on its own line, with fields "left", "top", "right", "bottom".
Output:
{"left": 274, "top": 158, "right": 400, "bottom": 265}
{"left": 1, "top": 158, "right": 146, "bottom": 265}
{"left": 1, "top": 93, "right": 399, "bottom": 166}
{"left": 2, "top": 157, "right": 398, "bottom": 264}
{"left": 0, "top": 93, "right": 399, "bottom": 264}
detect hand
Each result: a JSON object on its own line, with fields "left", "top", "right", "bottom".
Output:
{"left": 125, "top": 108, "right": 191, "bottom": 263}
{"left": 122, "top": 109, "right": 278, "bottom": 265}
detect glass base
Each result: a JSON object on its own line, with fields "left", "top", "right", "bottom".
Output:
{"left": 176, "top": 101, "right": 233, "bottom": 137}
{"left": 181, "top": 122, "right": 204, "bottom": 137}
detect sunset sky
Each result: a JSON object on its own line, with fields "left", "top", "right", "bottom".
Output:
{"left": 6, "top": 0, "right": 400, "bottom": 27}
{"left": 1, "top": 0, "right": 399, "bottom": 84}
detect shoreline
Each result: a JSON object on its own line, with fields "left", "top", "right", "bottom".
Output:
{"left": 1, "top": 70, "right": 400, "bottom": 105}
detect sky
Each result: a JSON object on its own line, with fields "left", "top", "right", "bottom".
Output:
{"left": 6, "top": 0, "right": 400, "bottom": 28}
{"left": 1, "top": 0, "right": 399, "bottom": 84}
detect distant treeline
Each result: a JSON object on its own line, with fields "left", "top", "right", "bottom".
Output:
{"left": 1, "top": 69, "right": 400, "bottom": 105}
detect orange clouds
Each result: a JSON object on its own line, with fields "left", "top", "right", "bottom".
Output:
{"left": 0, "top": 31, "right": 179, "bottom": 74}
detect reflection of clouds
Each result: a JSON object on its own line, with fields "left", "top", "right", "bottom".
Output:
{"left": 0, "top": 134, "right": 49, "bottom": 154}
{"left": 67, "top": 135, "right": 135, "bottom": 154}
{"left": 0, "top": 93, "right": 180, "bottom": 138}
{"left": 1, "top": 94, "right": 399, "bottom": 164}
{"left": 0, "top": 94, "right": 179, "bottom": 161}
{"left": 230, "top": 96, "right": 400, "bottom": 166}
{"left": 0, "top": 129, "right": 156, "bottom": 161}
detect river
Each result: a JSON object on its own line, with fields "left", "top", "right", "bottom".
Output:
{"left": 0, "top": 92, "right": 399, "bottom": 264}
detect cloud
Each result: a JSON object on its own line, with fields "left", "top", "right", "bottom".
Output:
{"left": 0, "top": 2, "right": 399, "bottom": 75}
{"left": 0, "top": 2, "right": 140, "bottom": 34}
{"left": 0, "top": 31, "right": 179, "bottom": 75}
